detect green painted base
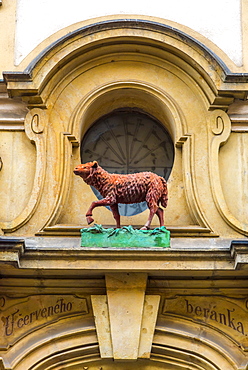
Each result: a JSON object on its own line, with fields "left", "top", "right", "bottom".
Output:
{"left": 80, "top": 224, "right": 170, "bottom": 248}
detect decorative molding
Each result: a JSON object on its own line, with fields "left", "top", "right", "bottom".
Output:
{"left": 3, "top": 19, "right": 248, "bottom": 109}
{"left": 91, "top": 295, "right": 113, "bottom": 358}
{"left": 30, "top": 113, "right": 44, "bottom": 134}
{"left": 91, "top": 273, "right": 160, "bottom": 360}
{"left": 0, "top": 294, "right": 89, "bottom": 348}
{"left": 105, "top": 272, "right": 146, "bottom": 361}
{"left": 162, "top": 294, "right": 248, "bottom": 350}
{"left": 0, "top": 96, "right": 28, "bottom": 130}
{"left": 228, "top": 99, "right": 248, "bottom": 131}
{"left": 231, "top": 240, "right": 248, "bottom": 269}
{"left": 154, "top": 319, "right": 244, "bottom": 370}
{"left": 64, "top": 132, "right": 80, "bottom": 148}
{"left": 176, "top": 134, "right": 214, "bottom": 232}
{"left": 38, "top": 132, "right": 79, "bottom": 231}
{"left": 0, "top": 238, "right": 24, "bottom": 267}
{"left": 0, "top": 108, "right": 47, "bottom": 233}
{"left": 2, "top": 23, "right": 246, "bottom": 237}
{"left": 208, "top": 109, "right": 248, "bottom": 236}
{"left": 0, "top": 319, "right": 97, "bottom": 370}
{"left": 0, "top": 121, "right": 25, "bottom": 131}
{"left": 1, "top": 239, "right": 248, "bottom": 272}
{"left": 36, "top": 80, "right": 214, "bottom": 237}
{"left": 230, "top": 116, "right": 248, "bottom": 132}
{"left": 209, "top": 96, "right": 235, "bottom": 111}
{"left": 92, "top": 294, "right": 160, "bottom": 360}
{"left": 36, "top": 224, "right": 216, "bottom": 237}
{"left": 5, "top": 20, "right": 248, "bottom": 83}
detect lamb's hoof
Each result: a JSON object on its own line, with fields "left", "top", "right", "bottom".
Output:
{"left": 86, "top": 216, "right": 94, "bottom": 225}
{"left": 140, "top": 226, "right": 150, "bottom": 230}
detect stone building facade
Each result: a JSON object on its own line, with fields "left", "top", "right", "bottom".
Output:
{"left": 0, "top": 1, "right": 248, "bottom": 369}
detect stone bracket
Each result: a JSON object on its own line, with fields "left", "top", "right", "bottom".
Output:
{"left": 91, "top": 273, "right": 160, "bottom": 361}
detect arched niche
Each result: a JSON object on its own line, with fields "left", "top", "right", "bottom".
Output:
{"left": 2, "top": 19, "right": 247, "bottom": 236}
{"left": 50, "top": 75, "right": 212, "bottom": 234}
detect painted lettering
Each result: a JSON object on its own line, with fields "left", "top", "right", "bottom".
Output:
{"left": 57, "top": 298, "right": 66, "bottom": 313}
{"left": 185, "top": 299, "right": 193, "bottom": 313}
{"left": 203, "top": 308, "right": 209, "bottom": 318}
{"left": 227, "top": 309, "right": 236, "bottom": 330}
{"left": 30, "top": 311, "right": 36, "bottom": 323}
{"left": 35, "top": 309, "right": 41, "bottom": 320}
{"left": 195, "top": 306, "right": 202, "bottom": 316}
{"left": 184, "top": 300, "right": 246, "bottom": 336}
{"left": 54, "top": 304, "right": 60, "bottom": 314}
{"left": 24, "top": 314, "right": 29, "bottom": 325}
{"left": 0, "top": 296, "right": 5, "bottom": 308}
{"left": 17, "top": 317, "right": 24, "bottom": 328}
{"left": 48, "top": 305, "right": 54, "bottom": 316}
{"left": 41, "top": 308, "right": 47, "bottom": 318}
{"left": 2, "top": 298, "right": 74, "bottom": 336}
{"left": 219, "top": 313, "right": 226, "bottom": 325}
{"left": 237, "top": 321, "right": 245, "bottom": 335}
{"left": 209, "top": 310, "right": 217, "bottom": 321}
{"left": 4, "top": 309, "right": 19, "bottom": 336}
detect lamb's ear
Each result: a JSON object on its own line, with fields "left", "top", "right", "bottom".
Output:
{"left": 92, "top": 161, "right": 98, "bottom": 168}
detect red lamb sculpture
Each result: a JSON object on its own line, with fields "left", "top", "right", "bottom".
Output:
{"left": 74, "top": 161, "right": 168, "bottom": 229}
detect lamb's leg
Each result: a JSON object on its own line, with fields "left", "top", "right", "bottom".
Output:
{"left": 140, "top": 204, "right": 158, "bottom": 230}
{"left": 140, "top": 191, "right": 159, "bottom": 230}
{"left": 156, "top": 207, "right": 164, "bottom": 227}
{"left": 110, "top": 204, "right": 121, "bottom": 228}
{"left": 86, "top": 197, "right": 114, "bottom": 225}
{"left": 140, "top": 209, "right": 156, "bottom": 230}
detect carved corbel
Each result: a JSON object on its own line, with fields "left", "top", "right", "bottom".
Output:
{"left": 208, "top": 110, "right": 248, "bottom": 236}
{"left": 91, "top": 273, "right": 160, "bottom": 361}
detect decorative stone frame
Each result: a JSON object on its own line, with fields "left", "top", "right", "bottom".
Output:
{"left": 1, "top": 19, "right": 248, "bottom": 236}
{"left": 1, "top": 239, "right": 248, "bottom": 369}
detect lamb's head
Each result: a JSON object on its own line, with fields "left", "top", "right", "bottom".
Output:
{"left": 73, "top": 161, "right": 98, "bottom": 180}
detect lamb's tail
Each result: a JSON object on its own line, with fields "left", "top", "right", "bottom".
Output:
{"left": 160, "top": 177, "right": 168, "bottom": 208}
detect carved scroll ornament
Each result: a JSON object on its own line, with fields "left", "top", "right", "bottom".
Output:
{"left": 208, "top": 109, "right": 248, "bottom": 236}
{"left": 0, "top": 108, "right": 47, "bottom": 233}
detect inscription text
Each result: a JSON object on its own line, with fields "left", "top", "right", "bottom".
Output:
{"left": 2, "top": 298, "right": 73, "bottom": 336}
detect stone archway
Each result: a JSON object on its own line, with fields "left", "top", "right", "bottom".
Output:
{"left": 1, "top": 319, "right": 240, "bottom": 370}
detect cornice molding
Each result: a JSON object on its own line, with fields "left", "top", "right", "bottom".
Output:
{"left": 1, "top": 237, "right": 248, "bottom": 273}
{"left": 2, "top": 20, "right": 248, "bottom": 102}
{"left": 9, "top": 19, "right": 248, "bottom": 82}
